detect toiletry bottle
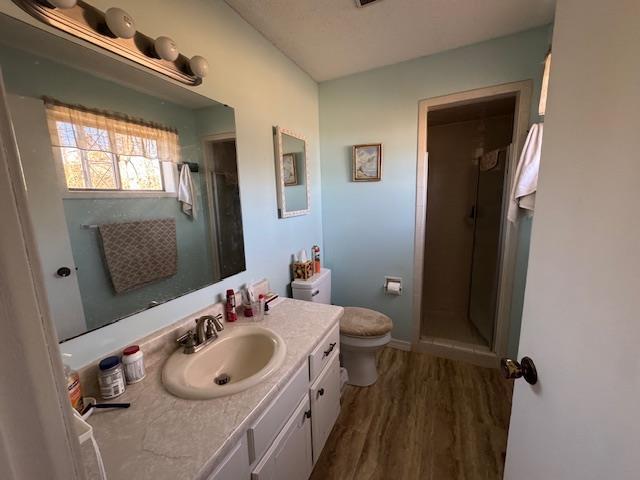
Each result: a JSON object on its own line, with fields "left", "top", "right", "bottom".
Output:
{"left": 63, "top": 356, "right": 84, "bottom": 414}
{"left": 243, "top": 286, "right": 256, "bottom": 317}
{"left": 258, "top": 294, "right": 266, "bottom": 321}
{"left": 226, "top": 289, "right": 237, "bottom": 322}
{"left": 98, "top": 356, "right": 126, "bottom": 400}
{"left": 312, "top": 245, "right": 321, "bottom": 273}
{"left": 122, "top": 345, "right": 145, "bottom": 384}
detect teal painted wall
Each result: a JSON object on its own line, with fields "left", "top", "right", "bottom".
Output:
{"left": 319, "top": 26, "right": 551, "bottom": 348}
{"left": 0, "top": 44, "right": 232, "bottom": 331}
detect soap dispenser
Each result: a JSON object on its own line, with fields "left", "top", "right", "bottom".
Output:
{"left": 62, "top": 353, "right": 84, "bottom": 413}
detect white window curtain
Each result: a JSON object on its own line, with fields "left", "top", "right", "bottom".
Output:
{"left": 43, "top": 97, "right": 180, "bottom": 163}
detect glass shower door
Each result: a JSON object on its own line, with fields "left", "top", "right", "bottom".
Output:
{"left": 468, "top": 146, "right": 510, "bottom": 346}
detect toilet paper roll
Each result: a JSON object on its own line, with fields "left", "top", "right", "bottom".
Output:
{"left": 386, "top": 281, "right": 401, "bottom": 295}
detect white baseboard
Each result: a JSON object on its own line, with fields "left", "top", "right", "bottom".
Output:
{"left": 388, "top": 338, "right": 411, "bottom": 351}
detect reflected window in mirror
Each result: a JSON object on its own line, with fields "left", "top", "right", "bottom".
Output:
{"left": 45, "top": 99, "right": 180, "bottom": 195}
{"left": 274, "top": 126, "right": 310, "bottom": 218}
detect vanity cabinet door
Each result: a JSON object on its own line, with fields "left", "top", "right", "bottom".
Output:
{"left": 310, "top": 352, "right": 341, "bottom": 464}
{"left": 251, "top": 396, "right": 313, "bottom": 480}
{"left": 206, "top": 436, "right": 250, "bottom": 480}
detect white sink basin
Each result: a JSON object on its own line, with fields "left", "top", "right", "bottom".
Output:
{"left": 162, "top": 325, "right": 286, "bottom": 400}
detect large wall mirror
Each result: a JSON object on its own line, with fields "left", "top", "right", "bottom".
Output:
{"left": 274, "top": 126, "right": 310, "bottom": 218}
{"left": 0, "top": 14, "right": 246, "bottom": 342}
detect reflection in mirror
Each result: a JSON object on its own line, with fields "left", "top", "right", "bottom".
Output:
{"left": 0, "top": 15, "right": 246, "bottom": 341}
{"left": 274, "top": 127, "right": 309, "bottom": 217}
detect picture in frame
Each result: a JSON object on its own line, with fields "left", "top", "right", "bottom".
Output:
{"left": 352, "top": 143, "right": 382, "bottom": 181}
{"left": 282, "top": 153, "right": 298, "bottom": 186}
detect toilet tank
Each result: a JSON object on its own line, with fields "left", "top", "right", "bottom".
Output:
{"left": 291, "top": 268, "right": 331, "bottom": 304}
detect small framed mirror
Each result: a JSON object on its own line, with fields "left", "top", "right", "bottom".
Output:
{"left": 274, "top": 126, "right": 310, "bottom": 218}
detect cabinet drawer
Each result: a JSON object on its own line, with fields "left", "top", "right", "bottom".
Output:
{"left": 310, "top": 352, "right": 341, "bottom": 464}
{"left": 251, "top": 396, "right": 313, "bottom": 480}
{"left": 309, "top": 323, "right": 340, "bottom": 383}
{"left": 206, "top": 436, "right": 250, "bottom": 480}
{"left": 248, "top": 361, "right": 308, "bottom": 464}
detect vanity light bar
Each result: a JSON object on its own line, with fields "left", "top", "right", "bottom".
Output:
{"left": 12, "top": 0, "right": 209, "bottom": 86}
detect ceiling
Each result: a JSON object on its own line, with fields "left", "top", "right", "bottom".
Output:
{"left": 225, "top": 0, "right": 555, "bottom": 82}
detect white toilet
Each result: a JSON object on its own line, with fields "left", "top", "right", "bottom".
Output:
{"left": 291, "top": 269, "right": 393, "bottom": 387}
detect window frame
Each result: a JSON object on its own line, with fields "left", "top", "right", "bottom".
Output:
{"left": 52, "top": 146, "right": 178, "bottom": 199}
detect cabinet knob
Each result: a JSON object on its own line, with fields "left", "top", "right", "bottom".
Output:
{"left": 317, "top": 388, "right": 325, "bottom": 398}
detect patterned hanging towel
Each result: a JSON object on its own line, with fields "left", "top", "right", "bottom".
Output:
{"left": 98, "top": 219, "right": 177, "bottom": 294}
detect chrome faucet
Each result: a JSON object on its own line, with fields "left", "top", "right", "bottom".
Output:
{"left": 196, "top": 315, "right": 224, "bottom": 343}
{"left": 177, "top": 314, "right": 224, "bottom": 354}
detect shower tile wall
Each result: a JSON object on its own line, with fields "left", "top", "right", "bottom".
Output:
{"left": 422, "top": 114, "right": 514, "bottom": 347}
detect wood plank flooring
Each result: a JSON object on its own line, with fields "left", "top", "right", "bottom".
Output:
{"left": 310, "top": 348, "right": 513, "bottom": 480}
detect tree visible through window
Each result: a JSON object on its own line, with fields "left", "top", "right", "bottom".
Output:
{"left": 45, "top": 99, "right": 180, "bottom": 192}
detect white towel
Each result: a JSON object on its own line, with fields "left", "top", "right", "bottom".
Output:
{"left": 178, "top": 165, "right": 196, "bottom": 218}
{"left": 507, "top": 123, "right": 543, "bottom": 223}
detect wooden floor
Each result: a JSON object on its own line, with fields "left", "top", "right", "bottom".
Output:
{"left": 310, "top": 348, "right": 513, "bottom": 480}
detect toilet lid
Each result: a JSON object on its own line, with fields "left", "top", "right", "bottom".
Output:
{"left": 340, "top": 307, "right": 393, "bottom": 337}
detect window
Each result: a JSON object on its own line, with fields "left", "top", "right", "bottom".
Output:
{"left": 44, "top": 98, "right": 180, "bottom": 193}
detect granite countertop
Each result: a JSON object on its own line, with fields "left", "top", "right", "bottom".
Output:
{"left": 81, "top": 299, "right": 343, "bottom": 480}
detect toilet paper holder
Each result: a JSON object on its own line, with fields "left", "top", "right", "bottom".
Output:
{"left": 384, "top": 276, "right": 402, "bottom": 295}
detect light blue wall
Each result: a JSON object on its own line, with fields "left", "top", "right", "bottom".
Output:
{"left": 319, "top": 26, "right": 551, "bottom": 346}
{"left": 194, "top": 105, "right": 236, "bottom": 136}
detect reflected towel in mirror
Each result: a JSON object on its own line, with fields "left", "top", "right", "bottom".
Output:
{"left": 178, "top": 164, "right": 197, "bottom": 218}
{"left": 98, "top": 219, "right": 177, "bottom": 294}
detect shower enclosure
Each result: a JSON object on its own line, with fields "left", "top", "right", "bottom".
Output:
{"left": 421, "top": 96, "right": 516, "bottom": 350}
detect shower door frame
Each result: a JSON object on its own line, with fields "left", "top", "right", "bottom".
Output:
{"left": 412, "top": 80, "right": 532, "bottom": 366}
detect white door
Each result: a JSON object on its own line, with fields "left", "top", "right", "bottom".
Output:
{"left": 504, "top": 1, "right": 640, "bottom": 479}
{"left": 7, "top": 95, "right": 86, "bottom": 340}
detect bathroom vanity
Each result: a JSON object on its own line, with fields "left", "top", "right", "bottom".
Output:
{"left": 81, "top": 299, "right": 343, "bottom": 480}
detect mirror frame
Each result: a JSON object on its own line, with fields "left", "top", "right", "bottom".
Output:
{"left": 273, "top": 126, "right": 310, "bottom": 218}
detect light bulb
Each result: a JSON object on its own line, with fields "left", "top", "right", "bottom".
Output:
{"left": 189, "top": 55, "right": 209, "bottom": 78}
{"left": 105, "top": 7, "right": 136, "bottom": 39}
{"left": 154, "top": 36, "right": 179, "bottom": 62}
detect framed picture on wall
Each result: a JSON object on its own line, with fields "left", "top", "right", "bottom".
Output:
{"left": 352, "top": 143, "right": 382, "bottom": 181}
{"left": 282, "top": 153, "right": 298, "bottom": 186}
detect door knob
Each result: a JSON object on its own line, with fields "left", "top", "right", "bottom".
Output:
{"left": 56, "top": 267, "right": 72, "bottom": 277}
{"left": 500, "top": 356, "right": 538, "bottom": 385}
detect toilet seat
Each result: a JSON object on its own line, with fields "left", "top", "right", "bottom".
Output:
{"left": 340, "top": 307, "right": 393, "bottom": 337}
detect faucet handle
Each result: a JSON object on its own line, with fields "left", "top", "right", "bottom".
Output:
{"left": 205, "top": 318, "right": 218, "bottom": 339}
{"left": 212, "top": 314, "right": 224, "bottom": 332}
{"left": 177, "top": 331, "right": 197, "bottom": 354}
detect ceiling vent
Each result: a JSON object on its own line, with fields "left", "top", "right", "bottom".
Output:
{"left": 355, "top": 0, "right": 381, "bottom": 7}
